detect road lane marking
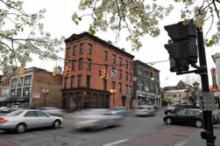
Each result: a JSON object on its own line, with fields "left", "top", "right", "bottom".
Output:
{"left": 103, "top": 139, "right": 128, "bottom": 146}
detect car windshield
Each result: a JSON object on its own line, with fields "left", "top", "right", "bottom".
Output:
{"left": 6, "top": 110, "right": 23, "bottom": 117}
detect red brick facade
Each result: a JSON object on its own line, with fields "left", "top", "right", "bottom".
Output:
{"left": 62, "top": 32, "right": 134, "bottom": 111}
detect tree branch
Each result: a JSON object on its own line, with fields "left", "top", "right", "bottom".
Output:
{"left": 213, "top": 1, "right": 220, "bottom": 19}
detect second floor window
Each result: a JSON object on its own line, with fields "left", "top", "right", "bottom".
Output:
{"left": 88, "top": 43, "right": 92, "bottom": 55}
{"left": 103, "top": 79, "right": 107, "bottom": 90}
{"left": 86, "top": 75, "right": 91, "bottom": 88}
{"left": 119, "top": 69, "right": 122, "bottom": 79}
{"left": 118, "top": 83, "right": 122, "bottom": 94}
{"left": 64, "top": 77, "right": 68, "bottom": 88}
{"left": 66, "top": 47, "right": 70, "bottom": 58}
{"left": 87, "top": 59, "right": 91, "bottom": 71}
{"left": 78, "top": 75, "right": 82, "bottom": 87}
{"left": 79, "top": 58, "right": 83, "bottom": 70}
{"left": 126, "top": 72, "right": 128, "bottom": 81}
{"left": 79, "top": 43, "right": 84, "bottom": 55}
{"left": 23, "top": 87, "right": 30, "bottom": 98}
{"left": 16, "top": 88, "right": 22, "bottom": 97}
{"left": 125, "top": 84, "right": 128, "bottom": 94}
{"left": 17, "top": 77, "right": 23, "bottom": 87}
{"left": 112, "top": 81, "right": 116, "bottom": 89}
{"left": 11, "top": 78, "right": 17, "bottom": 87}
{"left": 24, "top": 76, "right": 32, "bottom": 86}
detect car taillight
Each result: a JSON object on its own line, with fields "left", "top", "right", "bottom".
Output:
{"left": 0, "top": 119, "right": 8, "bottom": 123}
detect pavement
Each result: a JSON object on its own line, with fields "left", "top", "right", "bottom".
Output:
{"left": 0, "top": 139, "right": 18, "bottom": 146}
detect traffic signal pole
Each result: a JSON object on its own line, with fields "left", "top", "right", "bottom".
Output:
{"left": 197, "top": 28, "right": 215, "bottom": 146}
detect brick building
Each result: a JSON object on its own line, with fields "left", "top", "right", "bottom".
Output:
{"left": 8, "top": 67, "right": 63, "bottom": 108}
{"left": 62, "top": 32, "right": 134, "bottom": 111}
{"left": 133, "top": 60, "right": 161, "bottom": 107}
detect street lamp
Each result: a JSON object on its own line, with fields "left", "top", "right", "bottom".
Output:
{"left": 42, "top": 89, "right": 50, "bottom": 106}
{"left": 110, "top": 89, "right": 117, "bottom": 108}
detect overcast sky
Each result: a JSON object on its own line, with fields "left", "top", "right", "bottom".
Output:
{"left": 22, "top": 0, "right": 219, "bottom": 87}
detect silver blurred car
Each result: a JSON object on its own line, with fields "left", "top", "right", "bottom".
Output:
{"left": 72, "top": 109, "right": 123, "bottom": 130}
{"left": 134, "top": 105, "right": 156, "bottom": 116}
{"left": 37, "top": 107, "right": 64, "bottom": 117}
{"left": 0, "top": 110, "right": 63, "bottom": 133}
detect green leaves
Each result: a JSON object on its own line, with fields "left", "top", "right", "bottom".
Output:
{"left": 0, "top": 0, "right": 63, "bottom": 74}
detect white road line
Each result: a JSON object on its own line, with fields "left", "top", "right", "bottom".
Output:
{"left": 103, "top": 139, "right": 129, "bottom": 146}
{"left": 174, "top": 139, "right": 188, "bottom": 146}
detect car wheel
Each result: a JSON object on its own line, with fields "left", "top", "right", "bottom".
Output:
{"left": 16, "top": 124, "right": 26, "bottom": 134}
{"left": 53, "top": 120, "right": 61, "bottom": 128}
{"left": 166, "top": 118, "right": 172, "bottom": 124}
{"left": 195, "top": 120, "right": 202, "bottom": 128}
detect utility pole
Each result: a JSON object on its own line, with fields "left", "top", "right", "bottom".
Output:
{"left": 197, "top": 28, "right": 216, "bottom": 146}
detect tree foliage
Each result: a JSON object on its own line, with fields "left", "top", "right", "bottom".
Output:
{"left": 73, "top": 0, "right": 220, "bottom": 50}
{"left": 0, "top": 0, "right": 63, "bottom": 74}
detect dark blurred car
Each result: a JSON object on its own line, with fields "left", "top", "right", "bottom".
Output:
{"left": 72, "top": 109, "right": 123, "bottom": 130}
{"left": 163, "top": 108, "right": 220, "bottom": 128}
{"left": 37, "top": 107, "right": 64, "bottom": 117}
{"left": 164, "top": 103, "right": 193, "bottom": 115}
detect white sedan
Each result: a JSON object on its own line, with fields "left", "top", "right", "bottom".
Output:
{"left": 0, "top": 109, "right": 63, "bottom": 133}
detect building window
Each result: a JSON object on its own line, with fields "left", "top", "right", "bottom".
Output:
{"left": 87, "top": 59, "right": 91, "bottom": 71}
{"left": 112, "top": 81, "right": 116, "bottom": 89}
{"left": 130, "top": 73, "right": 132, "bottom": 82}
{"left": 126, "top": 60, "right": 128, "bottom": 69}
{"left": 17, "top": 77, "right": 23, "bottom": 87}
{"left": 88, "top": 43, "right": 92, "bottom": 55}
{"left": 10, "top": 89, "right": 16, "bottom": 97}
{"left": 11, "top": 78, "right": 17, "bottom": 88}
{"left": 16, "top": 88, "right": 22, "bottom": 98}
{"left": 119, "top": 57, "right": 122, "bottom": 66}
{"left": 23, "top": 87, "right": 30, "bottom": 98}
{"left": 86, "top": 75, "right": 91, "bottom": 88}
{"left": 104, "top": 50, "right": 108, "bottom": 61}
{"left": 64, "top": 77, "right": 68, "bottom": 88}
{"left": 79, "top": 43, "right": 84, "bottom": 55}
{"left": 24, "top": 76, "right": 32, "bottom": 86}
{"left": 119, "top": 83, "right": 122, "bottom": 94}
{"left": 112, "top": 54, "right": 116, "bottom": 64}
{"left": 71, "top": 76, "right": 75, "bottom": 88}
{"left": 119, "top": 69, "right": 122, "bottom": 79}
{"left": 73, "top": 45, "right": 77, "bottom": 56}
{"left": 122, "top": 96, "right": 126, "bottom": 106}
{"left": 78, "top": 75, "right": 82, "bottom": 87}
{"left": 79, "top": 58, "right": 83, "bottom": 70}
{"left": 129, "top": 85, "right": 132, "bottom": 95}
{"left": 72, "top": 60, "right": 76, "bottom": 71}
{"left": 103, "top": 79, "right": 107, "bottom": 90}
{"left": 126, "top": 72, "right": 128, "bottom": 81}
{"left": 125, "top": 84, "right": 128, "bottom": 94}
{"left": 66, "top": 47, "right": 70, "bottom": 58}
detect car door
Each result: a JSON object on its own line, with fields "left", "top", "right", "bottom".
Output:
{"left": 173, "top": 109, "right": 188, "bottom": 124}
{"left": 36, "top": 111, "right": 53, "bottom": 127}
{"left": 24, "top": 111, "right": 40, "bottom": 129}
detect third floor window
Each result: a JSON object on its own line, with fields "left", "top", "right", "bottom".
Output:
{"left": 112, "top": 54, "right": 116, "bottom": 64}
{"left": 104, "top": 50, "right": 108, "bottom": 61}
{"left": 79, "top": 43, "right": 84, "bottom": 55}
{"left": 79, "top": 58, "right": 83, "bottom": 70}
{"left": 73, "top": 45, "right": 77, "bottom": 56}
{"left": 88, "top": 43, "right": 92, "bottom": 55}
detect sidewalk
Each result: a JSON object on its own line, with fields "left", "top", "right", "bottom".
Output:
{"left": 0, "top": 139, "right": 18, "bottom": 146}
{"left": 114, "top": 126, "right": 198, "bottom": 146}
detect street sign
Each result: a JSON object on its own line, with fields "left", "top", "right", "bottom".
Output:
{"left": 199, "top": 92, "right": 215, "bottom": 111}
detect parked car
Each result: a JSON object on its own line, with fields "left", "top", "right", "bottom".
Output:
{"left": 72, "top": 109, "right": 123, "bottom": 130}
{"left": 0, "top": 110, "right": 63, "bottom": 133}
{"left": 134, "top": 105, "right": 156, "bottom": 116}
{"left": 110, "top": 107, "right": 127, "bottom": 115}
{"left": 163, "top": 108, "right": 220, "bottom": 128}
{"left": 0, "top": 106, "right": 11, "bottom": 113}
{"left": 37, "top": 107, "right": 64, "bottom": 117}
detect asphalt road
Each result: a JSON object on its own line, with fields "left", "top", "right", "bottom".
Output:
{"left": 0, "top": 111, "right": 207, "bottom": 146}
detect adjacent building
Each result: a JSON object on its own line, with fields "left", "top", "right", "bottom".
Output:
{"left": 133, "top": 60, "right": 160, "bottom": 107}
{"left": 62, "top": 32, "right": 134, "bottom": 111}
{"left": 3, "top": 67, "right": 63, "bottom": 108}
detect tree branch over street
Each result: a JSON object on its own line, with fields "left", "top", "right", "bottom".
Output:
{"left": 73, "top": 0, "right": 220, "bottom": 50}
{"left": 0, "top": 0, "right": 63, "bottom": 74}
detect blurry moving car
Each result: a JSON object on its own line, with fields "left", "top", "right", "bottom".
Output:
{"left": 163, "top": 108, "right": 220, "bottom": 128}
{"left": 134, "top": 105, "right": 156, "bottom": 116}
{"left": 110, "top": 107, "right": 127, "bottom": 115}
{"left": 37, "top": 107, "right": 64, "bottom": 117}
{"left": 72, "top": 109, "right": 123, "bottom": 130}
{"left": 0, "top": 110, "right": 63, "bottom": 133}
{"left": 0, "top": 106, "right": 11, "bottom": 113}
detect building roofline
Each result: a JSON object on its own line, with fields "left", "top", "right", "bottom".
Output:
{"left": 134, "top": 60, "right": 160, "bottom": 72}
{"left": 65, "top": 32, "right": 134, "bottom": 59}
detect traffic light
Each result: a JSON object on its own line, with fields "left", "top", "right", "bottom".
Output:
{"left": 164, "top": 20, "right": 198, "bottom": 73}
